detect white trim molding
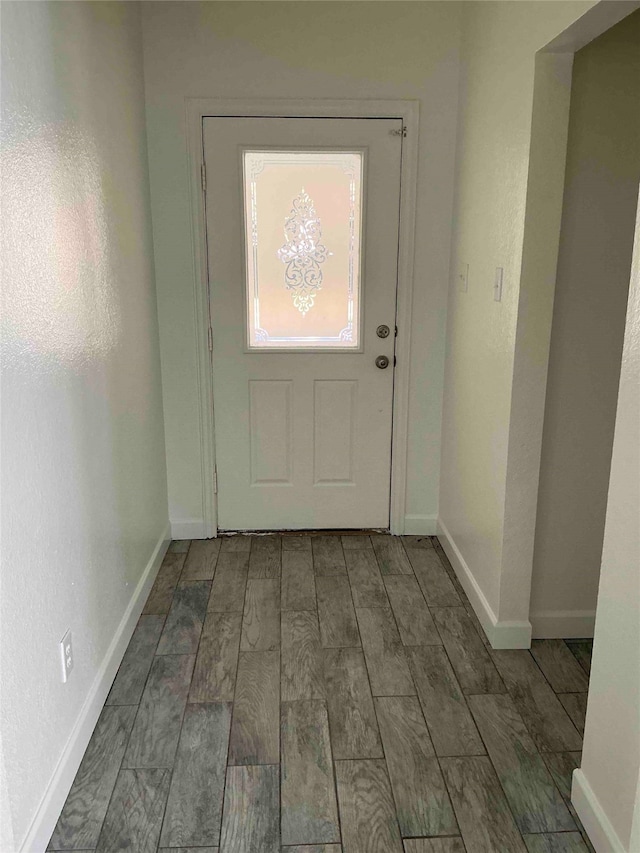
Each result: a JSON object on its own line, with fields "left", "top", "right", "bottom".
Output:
{"left": 572, "top": 769, "right": 627, "bottom": 853}
{"left": 404, "top": 514, "right": 437, "bottom": 535}
{"left": 530, "top": 610, "right": 596, "bottom": 639}
{"left": 170, "top": 517, "right": 209, "bottom": 541}
{"left": 20, "top": 525, "right": 171, "bottom": 852}
{"left": 185, "top": 97, "right": 420, "bottom": 537}
{"left": 437, "top": 517, "right": 532, "bottom": 650}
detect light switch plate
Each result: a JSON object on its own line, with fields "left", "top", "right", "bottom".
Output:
{"left": 60, "top": 630, "right": 73, "bottom": 682}
{"left": 494, "top": 266, "right": 504, "bottom": 302}
{"left": 459, "top": 263, "right": 469, "bottom": 293}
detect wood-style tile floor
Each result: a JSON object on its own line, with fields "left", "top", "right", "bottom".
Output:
{"left": 49, "top": 533, "right": 595, "bottom": 853}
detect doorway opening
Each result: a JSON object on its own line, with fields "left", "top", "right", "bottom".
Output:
{"left": 186, "top": 100, "right": 420, "bottom": 536}
{"left": 529, "top": 9, "right": 640, "bottom": 640}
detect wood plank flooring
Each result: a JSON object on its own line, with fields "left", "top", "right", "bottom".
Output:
{"left": 49, "top": 533, "right": 594, "bottom": 853}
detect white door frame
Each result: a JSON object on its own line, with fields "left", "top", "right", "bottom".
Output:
{"left": 185, "top": 98, "right": 420, "bottom": 536}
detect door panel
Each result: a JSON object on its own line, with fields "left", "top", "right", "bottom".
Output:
{"left": 314, "top": 380, "right": 357, "bottom": 485}
{"left": 249, "top": 380, "right": 293, "bottom": 485}
{"left": 204, "top": 117, "right": 402, "bottom": 529}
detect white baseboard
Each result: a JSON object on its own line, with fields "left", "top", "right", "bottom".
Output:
{"left": 403, "top": 514, "right": 437, "bottom": 535}
{"left": 572, "top": 768, "right": 625, "bottom": 853}
{"left": 436, "top": 517, "right": 532, "bottom": 650}
{"left": 20, "top": 524, "right": 171, "bottom": 853}
{"left": 170, "top": 517, "right": 208, "bottom": 540}
{"left": 531, "top": 610, "right": 596, "bottom": 639}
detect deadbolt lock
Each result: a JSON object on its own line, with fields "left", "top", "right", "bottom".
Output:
{"left": 375, "top": 355, "right": 390, "bottom": 370}
{"left": 376, "top": 324, "right": 391, "bottom": 339}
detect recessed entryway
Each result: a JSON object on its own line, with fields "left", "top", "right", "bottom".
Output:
{"left": 187, "top": 99, "right": 420, "bottom": 537}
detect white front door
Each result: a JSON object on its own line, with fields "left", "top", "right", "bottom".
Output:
{"left": 204, "top": 117, "right": 402, "bottom": 530}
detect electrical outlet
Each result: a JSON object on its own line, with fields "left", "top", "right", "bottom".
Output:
{"left": 60, "top": 630, "right": 73, "bottom": 682}
{"left": 494, "top": 266, "right": 504, "bottom": 302}
{"left": 459, "top": 263, "right": 469, "bottom": 293}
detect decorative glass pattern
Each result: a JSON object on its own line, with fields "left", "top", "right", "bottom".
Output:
{"left": 277, "top": 189, "right": 330, "bottom": 316}
{"left": 243, "top": 150, "right": 362, "bottom": 349}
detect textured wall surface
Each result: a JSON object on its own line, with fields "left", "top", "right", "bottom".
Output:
{"left": 531, "top": 10, "right": 640, "bottom": 630}
{"left": 439, "top": 1, "right": 597, "bottom": 621}
{"left": 1, "top": 3, "right": 168, "bottom": 847}
{"left": 141, "top": 1, "right": 462, "bottom": 534}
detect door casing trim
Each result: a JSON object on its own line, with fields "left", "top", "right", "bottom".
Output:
{"left": 186, "top": 98, "right": 420, "bottom": 536}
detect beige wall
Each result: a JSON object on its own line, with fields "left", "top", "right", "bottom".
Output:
{"left": 1, "top": 3, "right": 168, "bottom": 848}
{"left": 531, "top": 10, "right": 640, "bottom": 638}
{"left": 573, "top": 190, "right": 640, "bottom": 853}
{"left": 141, "top": 1, "right": 462, "bottom": 537}
{"left": 438, "top": 0, "right": 603, "bottom": 640}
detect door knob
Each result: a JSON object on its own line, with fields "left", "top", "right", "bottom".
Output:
{"left": 375, "top": 355, "right": 390, "bottom": 369}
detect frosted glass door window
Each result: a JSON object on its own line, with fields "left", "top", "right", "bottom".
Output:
{"left": 243, "top": 151, "right": 363, "bottom": 349}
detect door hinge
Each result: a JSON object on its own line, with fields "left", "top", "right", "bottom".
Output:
{"left": 213, "top": 468, "right": 218, "bottom": 494}
{"left": 201, "top": 162, "right": 207, "bottom": 193}
{"left": 391, "top": 126, "right": 407, "bottom": 138}
{"left": 208, "top": 326, "right": 213, "bottom": 352}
